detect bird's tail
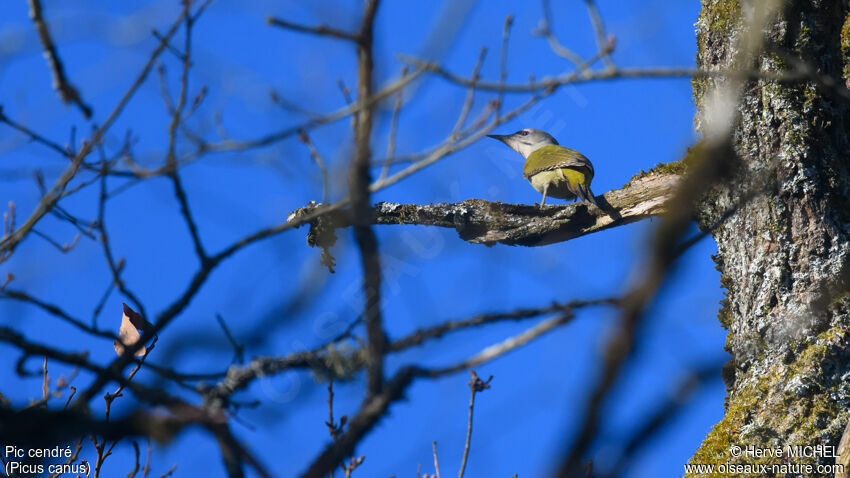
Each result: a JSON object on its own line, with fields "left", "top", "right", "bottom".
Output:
{"left": 573, "top": 183, "right": 599, "bottom": 207}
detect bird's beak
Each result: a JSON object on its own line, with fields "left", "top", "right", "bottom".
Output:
{"left": 487, "top": 134, "right": 508, "bottom": 142}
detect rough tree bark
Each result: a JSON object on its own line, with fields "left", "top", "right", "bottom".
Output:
{"left": 688, "top": 1, "right": 850, "bottom": 475}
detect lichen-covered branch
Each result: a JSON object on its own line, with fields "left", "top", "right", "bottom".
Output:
{"left": 293, "top": 169, "right": 682, "bottom": 248}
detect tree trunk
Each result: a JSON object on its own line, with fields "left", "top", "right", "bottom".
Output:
{"left": 688, "top": 0, "right": 850, "bottom": 475}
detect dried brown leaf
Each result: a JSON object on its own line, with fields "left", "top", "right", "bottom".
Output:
{"left": 122, "top": 303, "right": 151, "bottom": 330}
{"left": 114, "top": 304, "right": 147, "bottom": 357}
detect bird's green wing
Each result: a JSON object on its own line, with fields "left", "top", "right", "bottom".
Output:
{"left": 523, "top": 144, "right": 594, "bottom": 179}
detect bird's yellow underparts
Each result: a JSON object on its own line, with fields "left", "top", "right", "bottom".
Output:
{"left": 487, "top": 129, "right": 599, "bottom": 208}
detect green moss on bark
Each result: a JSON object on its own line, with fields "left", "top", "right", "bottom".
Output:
{"left": 842, "top": 11, "right": 850, "bottom": 81}
{"left": 687, "top": 326, "right": 849, "bottom": 477}
{"left": 693, "top": 0, "right": 741, "bottom": 112}
{"left": 626, "top": 160, "right": 687, "bottom": 185}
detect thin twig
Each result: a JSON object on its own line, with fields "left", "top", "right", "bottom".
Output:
{"left": 104, "top": 336, "right": 158, "bottom": 421}
{"left": 151, "top": 31, "right": 184, "bottom": 61}
{"left": 266, "top": 16, "right": 359, "bottom": 42}
{"left": 270, "top": 89, "right": 322, "bottom": 117}
{"left": 142, "top": 438, "right": 152, "bottom": 478}
{"left": 97, "top": 163, "right": 147, "bottom": 319}
{"left": 215, "top": 314, "right": 245, "bottom": 364}
{"left": 92, "top": 276, "right": 118, "bottom": 327}
{"left": 337, "top": 79, "right": 354, "bottom": 105}
{"left": 584, "top": 0, "right": 616, "bottom": 71}
{"left": 63, "top": 386, "right": 76, "bottom": 409}
{"left": 157, "top": 64, "right": 175, "bottom": 114}
{"left": 31, "top": 228, "right": 80, "bottom": 253}
{"left": 1, "top": 287, "right": 116, "bottom": 339}
{"left": 497, "top": 15, "right": 514, "bottom": 117}
{"left": 41, "top": 356, "right": 49, "bottom": 404}
{"left": 391, "top": 299, "right": 616, "bottom": 351}
{"left": 432, "top": 441, "right": 442, "bottom": 478}
{"left": 450, "top": 48, "right": 487, "bottom": 141}
{"left": 166, "top": 1, "right": 208, "bottom": 263}
{"left": 159, "top": 464, "right": 178, "bottom": 478}
{"left": 298, "top": 130, "right": 330, "bottom": 203}
{"left": 128, "top": 441, "right": 141, "bottom": 478}
{"left": 0, "top": 107, "right": 70, "bottom": 157}
{"left": 422, "top": 312, "right": 577, "bottom": 377}
{"left": 379, "top": 66, "right": 408, "bottom": 181}
{"left": 46, "top": 439, "right": 83, "bottom": 478}
{"left": 535, "top": 0, "right": 585, "bottom": 67}
{"left": 458, "top": 371, "right": 492, "bottom": 478}
{"left": 198, "top": 67, "right": 424, "bottom": 154}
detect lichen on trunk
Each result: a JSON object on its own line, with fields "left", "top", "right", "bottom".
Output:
{"left": 688, "top": 0, "right": 850, "bottom": 475}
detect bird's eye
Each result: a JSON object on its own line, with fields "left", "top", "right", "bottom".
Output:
{"left": 519, "top": 130, "right": 529, "bottom": 136}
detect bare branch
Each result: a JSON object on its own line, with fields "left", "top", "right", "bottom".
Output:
{"left": 391, "top": 298, "right": 616, "bottom": 352}
{"left": 300, "top": 297, "right": 611, "bottom": 477}
{"left": 0, "top": 287, "right": 115, "bottom": 340}
{"left": 295, "top": 170, "right": 681, "bottom": 248}
{"left": 266, "top": 16, "right": 359, "bottom": 42}
{"left": 350, "top": 0, "right": 386, "bottom": 398}
{"left": 27, "top": 0, "right": 92, "bottom": 118}
{"left": 207, "top": 299, "right": 613, "bottom": 409}
{"left": 421, "top": 311, "right": 578, "bottom": 378}
{"left": 406, "top": 51, "right": 850, "bottom": 97}
{"left": 401, "top": 56, "right": 698, "bottom": 92}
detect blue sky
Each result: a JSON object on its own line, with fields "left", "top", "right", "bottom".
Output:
{"left": 0, "top": 1, "right": 727, "bottom": 476}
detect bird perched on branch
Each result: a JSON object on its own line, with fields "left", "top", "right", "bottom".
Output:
{"left": 488, "top": 128, "right": 599, "bottom": 207}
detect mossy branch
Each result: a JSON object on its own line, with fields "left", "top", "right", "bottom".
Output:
{"left": 290, "top": 167, "right": 683, "bottom": 249}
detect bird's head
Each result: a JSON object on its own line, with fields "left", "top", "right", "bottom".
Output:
{"left": 487, "top": 128, "right": 559, "bottom": 159}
